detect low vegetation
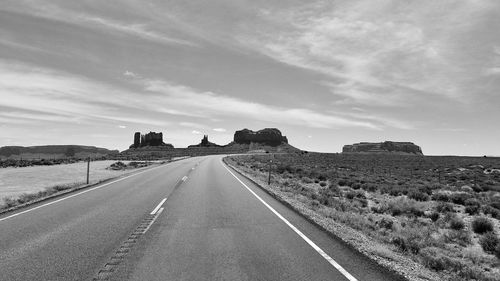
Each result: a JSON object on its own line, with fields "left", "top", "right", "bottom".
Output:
{"left": 0, "top": 182, "right": 83, "bottom": 211}
{"left": 107, "top": 161, "right": 156, "bottom": 170}
{"left": 227, "top": 153, "right": 500, "bottom": 281}
{"left": 0, "top": 160, "right": 159, "bottom": 210}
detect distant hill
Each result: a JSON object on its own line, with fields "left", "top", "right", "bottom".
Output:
{"left": 0, "top": 145, "right": 119, "bottom": 159}
{"left": 342, "top": 141, "right": 423, "bottom": 155}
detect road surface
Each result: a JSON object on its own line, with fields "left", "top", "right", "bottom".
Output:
{"left": 0, "top": 155, "right": 403, "bottom": 281}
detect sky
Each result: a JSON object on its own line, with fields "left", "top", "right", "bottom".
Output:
{"left": 0, "top": 0, "right": 499, "bottom": 155}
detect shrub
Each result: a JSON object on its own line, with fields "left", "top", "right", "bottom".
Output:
{"left": 495, "top": 244, "right": 500, "bottom": 259}
{"left": 449, "top": 217, "right": 465, "bottom": 230}
{"left": 420, "top": 247, "right": 450, "bottom": 271}
{"left": 465, "top": 205, "right": 480, "bottom": 215}
{"left": 327, "top": 184, "right": 341, "bottom": 196}
{"left": 479, "top": 232, "right": 499, "bottom": 253}
{"left": 319, "top": 196, "right": 331, "bottom": 206}
{"left": 471, "top": 217, "right": 494, "bottom": 234}
{"left": 450, "top": 192, "right": 471, "bottom": 205}
{"left": 491, "top": 201, "right": 500, "bottom": 210}
{"left": 357, "top": 197, "right": 368, "bottom": 208}
{"left": 337, "top": 179, "right": 348, "bottom": 186}
{"left": 482, "top": 205, "right": 500, "bottom": 219}
{"left": 345, "top": 191, "right": 356, "bottom": 200}
{"left": 361, "top": 183, "right": 378, "bottom": 192}
{"left": 445, "top": 229, "right": 471, "bottom": 246}
{"left": 317, "top": 174, "right": 327, "bottom": 181}
{"left": 436, "top": 202, "right": 454, "bottom": 213}
{"left": 319, "top": 181, "right": 327, "bottom": 187}
{"left": 432, "top": 192, "right": 450, "bottom": 202}
{"left": 351, "top": 182, "right": 362, "bottom": 190}
{"left": 392, "top": 236, "right": 407, "bottom": 251}
{"left": 408, "top": 191, "right": 429, "bottom": 202}
{"left": 391, "top": 235, "right": 421, "bottom": 254}
{"left": 429, "top": 212, "right": 440, "bottom": 222}
{"left": 388, "top": 187, "right": 407, "bottom": 196}
{"left": 378, "top": 218, "right": 394, "bottom": 230}
{"left": 464, "top": 198, "right": 480, "bottom": 206}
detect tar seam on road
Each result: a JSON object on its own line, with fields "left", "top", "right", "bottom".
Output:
{"left": 222, "top": 161, "right": 358, "bottom": 281}
{"left": 93, "top": 169, "right": 194, "bottom": 280}
{"left": 0, "top": 164, "right": 168, "bottom": 223}
{"left": 93, "top": 206, "right": 165, "bottom": 280}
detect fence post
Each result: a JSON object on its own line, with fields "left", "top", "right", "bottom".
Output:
{"left": 268, "top": 159, "right": 272, "bottom": 185}
{"left": 86, "top": 157, "right": 90, "bottom": 184}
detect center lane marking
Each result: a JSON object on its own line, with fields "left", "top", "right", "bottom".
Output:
{"left": 150, "top": 198, "right": 167, "bottom": 215}
{"left": 222, "top": 161, "right": 358, "bottom": 281}
{"left": 181, "top": 176, "right": 188, "bottom": 182}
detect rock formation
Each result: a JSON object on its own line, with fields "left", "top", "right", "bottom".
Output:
{"left": 342, "top": 141, "right": 423, "bottom": 155}
{"left": 129, "top": 131, "right": 173, "bottom": 148}
{"left": 233, "top": 128, "right": 288, "bottom": 146}
{"left": 188, "top": 135, "right": 221, "bottom": 148}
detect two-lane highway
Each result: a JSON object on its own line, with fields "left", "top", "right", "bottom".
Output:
{"left": 0, "top": 155, "right": 403, "bottom": 281}
{"left": 0, "top": 157, "right": 203, "bottom": 281}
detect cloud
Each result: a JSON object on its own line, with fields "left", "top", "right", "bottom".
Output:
{"left": 0, "top": 58, "right": 414, "bottom": 134}
{"left": 191, "top": 130, "right": 203, "bottom": 135}
{"left": 213, "top": 128, "right": 227, "bottom": 132}
{"left": 238, "top": 1, "right": 498, "bottom": 106}
{"left": 143, "top": 79, "right": 381, "bottom": 129}
{"left": 118, "top": 125, "right": 127, "bottom": 129}
{"left": 4, "top": 3, "right": 196, "bottom": 47}
{"left": 0, "top": 60, "right": 172, "bottom": 127}
{"left": 179, "top": 122, "right": 206, "bottom": 128}
{"left": 123, "top": 71, "right": 138, "bottom": 78}
{"left": 74, "top": 14, "right": 196, "bottom": 47}
{"left": 484, "top": 66, "right": 500, "bottom": 75}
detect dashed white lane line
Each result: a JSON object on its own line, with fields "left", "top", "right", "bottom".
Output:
{"left": 143, "top": 207, "right": 164, "bottom": 234}
{"left": 222, "top": 161, "right": 358, "bottom": 281}
{"left": 150, "top": 198, "right": 167, "bottom": 215}
{"left": 0, "top": 164, "right": 168, "bottom": 223}
{"left": 181, "top": 176, "right": 188, "bottom": 182}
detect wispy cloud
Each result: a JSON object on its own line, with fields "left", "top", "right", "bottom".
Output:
{"left": 124, "top": 71, "right": 139, "bottom": 78}
{"left": 74, "top": 14, "right": 196, "bottom": 47}
{"left": 142, "top": 79, "right": 381, "bottom": 129}
{"left": 179, "top": 122, "right": 206, "bottom": 129}
{"left": 238, "top": 1, "right": 498, "bottom": 106}
{"left": 2, "top": 2, "right": 196, "bottom": 47}
{"left": 213, "top": 128, "right": 227, "bottom": 132}
{"left": 0, "top": 60, "right": 393, "bottom": 131}
{"left": 0, "top": 60, "right": 171, "bottom": 127}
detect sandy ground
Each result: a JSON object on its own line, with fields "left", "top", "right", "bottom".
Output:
{"left": 0, "top": 160, "right": 132, "bottom": 200}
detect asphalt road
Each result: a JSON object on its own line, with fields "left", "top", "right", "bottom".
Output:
{"left": 0, "top": 155, "right": 403, "bottom": 281}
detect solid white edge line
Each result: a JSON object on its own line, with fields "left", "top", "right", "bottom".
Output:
{"left": 0, "top": 164, "right": 168, "bottom": 223}
{"left": 150, "top": 198, "right": 167, "bottom": 215}
{"left": 222, "top": 161, "right": 358, "bottom": 281}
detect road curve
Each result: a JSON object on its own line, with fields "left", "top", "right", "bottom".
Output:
{"left": 0, "top": 155, "right": 403, "bottom": 281}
